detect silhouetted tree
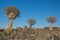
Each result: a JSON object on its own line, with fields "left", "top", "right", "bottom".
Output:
{"left": 47, "top": 16, "right": 57, "bottom": 30}
{"left": 28, "top": 19, "right": 36, "bottom": 29}
{"left": 4, "top": 6, "right": 20, "bottom": 31}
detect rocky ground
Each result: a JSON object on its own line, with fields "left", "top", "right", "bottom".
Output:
{"left": 0, "top": 27, "right": 60, "bottom": 40}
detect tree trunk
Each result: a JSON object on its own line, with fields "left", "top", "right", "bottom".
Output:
{"left": 30, "top": 25, "right": 32, "bottom": 29}
{"left": 7, "top": 19, "right": 13, "bottom": 31}
{"left": 50, "top": 23, "right": 53, "bottom": 30}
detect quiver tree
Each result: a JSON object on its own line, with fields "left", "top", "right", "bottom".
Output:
{"left": 28, "top": 19, "right": 36, "bottom": 29}
{"left": 47, "top": 16, "right": 57, "bottom": 30}
{"left": 4, "top": 6, "right": 20, "bottom": 31}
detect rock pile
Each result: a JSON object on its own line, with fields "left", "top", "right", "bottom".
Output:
{"left": 0, "top": 27, "right": 60, "bottom": 40}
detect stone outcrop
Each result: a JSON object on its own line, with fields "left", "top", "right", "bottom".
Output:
{"left": 0, "top": 27, "right": 60, "bottom": 40}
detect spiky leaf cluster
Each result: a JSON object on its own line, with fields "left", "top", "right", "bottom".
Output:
{"left": 47, "top": 16, "right": 57, "bottom": 23}
{"left": 4, "top": 6, "right": 20, "bottom": 18}
{"left": 28, "top": 19, "right": 36, "bottom": 25}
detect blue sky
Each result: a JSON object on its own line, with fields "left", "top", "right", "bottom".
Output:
{"left": 0, "top": 0, "right": 60, "bottom": 28}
